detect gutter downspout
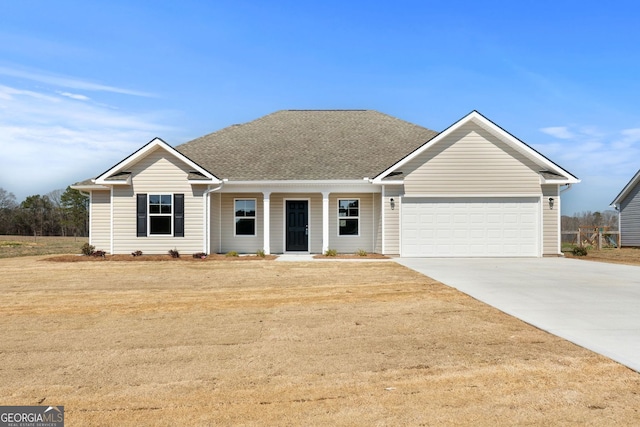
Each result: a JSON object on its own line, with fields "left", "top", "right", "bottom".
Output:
{"left": 203, "top": 180, "right": 225, "bottom": 254}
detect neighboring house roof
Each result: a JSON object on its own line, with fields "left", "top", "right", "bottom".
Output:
{"left": 611, "top": 169, "right": 640, "bottom": 206}
{"left": 175, "top": 110, "right": 439, "bottom": 181}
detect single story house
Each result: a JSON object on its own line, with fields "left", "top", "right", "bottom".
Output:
{"left": 611, "top": 169, "right": 640, "bottom": 246}
{"left": 72, "top": 110, "right": 579, "bottom": 257}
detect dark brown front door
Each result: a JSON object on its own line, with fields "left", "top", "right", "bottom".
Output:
{"left": 286, "top": 200, "right": 308, "bottom": 251}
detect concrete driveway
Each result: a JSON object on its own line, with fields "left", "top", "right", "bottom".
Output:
{"left": 395, "top": 257, "right": 640, "bottom": 372}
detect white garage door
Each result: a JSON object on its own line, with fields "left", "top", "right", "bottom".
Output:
{"left": 401, "top": 197, "right": 539, "bottom": 257}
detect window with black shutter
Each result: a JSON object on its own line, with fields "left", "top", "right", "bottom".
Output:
{"left": 174, "top": 194, "right": 184, "bottom": 237}
{"left": 136, "top": 194, "right": 147, "bottom": 237}
{"left": 137, "top": 193, "right": 185, "bottom": 237}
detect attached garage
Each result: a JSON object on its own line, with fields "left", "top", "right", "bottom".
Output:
{"left": 401, "top": 197, "right": 540, "bottom": 257}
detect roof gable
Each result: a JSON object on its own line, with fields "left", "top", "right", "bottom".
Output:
{"left": 611, "top": 169, "right": 640, "bottom": 206}
{"left": 94, "top": 138, "right": 219, "bottom": 185}
{"left": 373, "top": 110, "right": 580, "bottom": 184}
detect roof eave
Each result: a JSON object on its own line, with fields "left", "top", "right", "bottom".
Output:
{"left": 541, "top": 177, "right": 581, "bottom": 185}
{"left": 611, "top": 169, "right": 640, "bottom": 206}
{"left": 70, "top": 184, "right": 110, "bottom": 192}
{"left": 225, "top": 179, "right": 375, "bottom": 185}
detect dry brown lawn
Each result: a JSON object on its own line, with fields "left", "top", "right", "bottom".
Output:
{"left": 1, "top": 256, "right": 640, "bottom": 426}
{"left": 565, "top": 247, "right": 640, "bottom": 267}
{"left": 0, "top": 235, "right": 88, "bottom": 258}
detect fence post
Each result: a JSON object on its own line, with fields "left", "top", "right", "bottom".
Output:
{"left": 598, "top": 229, "right": 602, "bottom": 250}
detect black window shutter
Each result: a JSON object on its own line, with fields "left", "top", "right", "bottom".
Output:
{"left": 174, "top": 194, "right": 184, "bottom": 237}
{"left": 136, "top": 194, "right": 147, "bottom": 237}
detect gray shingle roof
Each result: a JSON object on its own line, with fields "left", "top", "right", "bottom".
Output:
{"left": 176, "top": 110, "right": 438, "bottom": 181}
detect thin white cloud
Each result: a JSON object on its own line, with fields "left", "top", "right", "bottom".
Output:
{"left": 57, "top": 91, "right": 90, "bottom": 101}
{"left": 0, "top": 83, "right": 176, "bottom": 200}
{"left": 612, "top": 128, "right": 640, "bottom": 150}
{"left": 535, "top": 125, "right": 640, "bottom": 198}
{"left": 540, "top": 126, "right": 574, "bottom": 139}
{"left": 0, "top": 65, "right": 155, "bottom": 97}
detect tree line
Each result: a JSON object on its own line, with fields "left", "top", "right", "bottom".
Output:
{"left": 561, "top": 210, "right": 618, "bottom": 232}
{"left": 0, "top": 186, "right": 619, "bottom": 238}
{"left": 0, "top": 186, "right": 89, "bottom": 237}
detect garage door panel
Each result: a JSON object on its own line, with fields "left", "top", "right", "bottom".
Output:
{"left": 401, "top": 197, "right": 539, "bottom": 257}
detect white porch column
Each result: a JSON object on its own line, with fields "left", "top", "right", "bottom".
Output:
{"left": 322, "top": 191, "right": 330, "bottom": 254}
{"left": 381, "top": 185, "right": 385, "bottom": 255}
{"left": 263, "top": 191, "right": 271, "bottom": 255}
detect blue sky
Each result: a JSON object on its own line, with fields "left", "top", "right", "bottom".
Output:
{"left": 1, "top": 0, "right": 639, "bottom": 215}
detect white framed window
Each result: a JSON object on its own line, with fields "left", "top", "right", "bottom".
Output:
{"left": 338, "top": 199, "right": 359, "bottom": 236}
{"left": 149, "top": 194, "right": 172, "bottom": 235}
{"left": 136, "top": 193, "right": 184, "bottom": 238}
{"left": 235, "top": 199, "right": 256, "bottom": 236}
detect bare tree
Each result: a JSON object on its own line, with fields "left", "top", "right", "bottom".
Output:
{"left": 562, "top": 210, "right": 619, "bottom": 232}
{"left": 0, "top": 188, "right": 17, "bottom": 234}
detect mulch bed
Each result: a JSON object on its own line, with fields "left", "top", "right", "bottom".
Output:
{"left": 313, "top": 253, "right": 389, "bottom": 259}
{"left": 44, "top": 254, "right": 278, "bottom": 262}
{"left": 45, "top": 253, "right": 389, "bottom": 262}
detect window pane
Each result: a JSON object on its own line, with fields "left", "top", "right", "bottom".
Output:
{"left": 246, "top": 200, "right": 256, "bottom": 217}
{"left": 339, "top": 200, "right": 358, "bottom": 218}
{"left": 235, "top": 200, "right": 244, "bottom": 217}
{"left": 150, "top": 216, "right": 172, "bottom": 234}
{"left": 236, "top": 218, "right": 255, "bottom": 235}
{"left": 339, "top": 219, "right": 358, "bottom": 235}
{"left": 235, "top": 200, "right": 255, "bottom": 217}
{"left": 149, "top": 195, "right": 172, "bottom": 214}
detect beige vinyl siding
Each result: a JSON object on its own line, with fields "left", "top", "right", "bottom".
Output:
{"left": 90, "top": 190, "right": 111, "bottom": 252}
{"left": 219, "top": 193, "right": 263, "bottom": 254}
{"left": 373, "top": 193, "right": 382, "bottom": 254}
{"left": 209, "top": 192, "right": 222, "bottom": 254}
{"left": 542, "top": 185, "right": 560, "bottom": 255}
{"left": 403, "top": 123, "right": 541, "bottom": 196}
{"left": 111, "top": 148, "right": 204, "bottom": 254}
{"left": 329, "top": 193, "right": 377, "bottom": 254}
{"left": 383, "top": 187, "right": 402, "bottom": 255}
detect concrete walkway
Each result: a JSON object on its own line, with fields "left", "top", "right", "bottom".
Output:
{"left": 395, "top": 257, "right": 640, "bottom": 372}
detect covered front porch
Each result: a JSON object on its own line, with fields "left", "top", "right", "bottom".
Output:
{"left": 205, "top": 183, "right": 385, "bottom": 255}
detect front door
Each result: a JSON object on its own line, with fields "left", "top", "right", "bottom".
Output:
{"left": 286, "top": 200, "right": 308, "bottom": 251}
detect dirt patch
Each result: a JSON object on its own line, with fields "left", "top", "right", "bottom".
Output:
{"left": 565, "top": 247, "right": 640, "bottom": 266}
{"left": 1, "top": 257, "right": 639, "bottom": 425}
